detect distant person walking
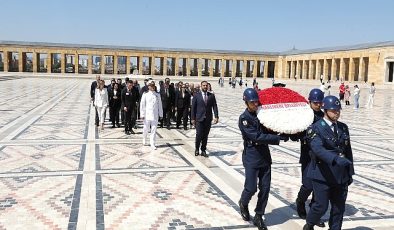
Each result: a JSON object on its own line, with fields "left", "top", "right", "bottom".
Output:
{"left": 354, "top": 85, "right": 360, "bottom": 109}
{"left": 365, "top": 82, "right": 376, "bottom": 108}
{"left": 94, "top": 80, "right": 109, "bottom": 130}
{"left": 344, "top": 85, "right": 351, "bottom": 105}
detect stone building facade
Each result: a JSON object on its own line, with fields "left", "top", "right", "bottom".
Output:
{"left": 0, "top": 41, "right": 393, "bottom": 84}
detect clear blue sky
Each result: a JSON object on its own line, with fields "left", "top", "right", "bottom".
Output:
{"left": 2, "top": 0, "right": 394, "bottom": 52}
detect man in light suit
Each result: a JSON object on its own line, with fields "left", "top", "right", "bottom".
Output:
{"left": 191, "top": 81, "right": 219, "bottom": 157}
{"left": 140, "top": 80, "right": 163, "bottom": 150}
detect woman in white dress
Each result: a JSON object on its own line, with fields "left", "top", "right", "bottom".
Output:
{"left": 94, "top": 80, "right": 109, "bottom": 130}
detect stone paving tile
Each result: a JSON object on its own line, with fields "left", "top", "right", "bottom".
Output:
{"left": 0, "top": 175, "right": 79, "bottom": 230}
{"left": 99, "top": 171, "right": 250, "bottom": 230}
{"left": 0, "top": 145, "right": 85, "bottom": 173}
{"left": 14, "top": 124, "right": 87, "bottom": 140}
{"left": 98, "top": 143, "right": 191, "bottom": 170}
{"left": 1, "top": 77, "right": 394, "bottom": 229}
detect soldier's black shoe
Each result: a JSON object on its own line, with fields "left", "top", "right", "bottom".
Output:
{"left": 253, "top": 214, "right": 267, "bottom": 230}
{"left": 238, "top": 200, "right": 250, "bottom": 221}
{"left": 130, "top": 129, "right": 135, "bottom": 134}
{"left": 303, "top": 223, "right": 314, "bottom": 230}
{"left": 316, "top": 220, "right": 325, "bottom": 228}
{"left": 195, "top": 150, "right": 199, "bottom": 156}
{"left": 201, "top": 151, "right": 208, "bottom": 157}
{"left": 296, "top": 198, "right": 307, "bottom": 219}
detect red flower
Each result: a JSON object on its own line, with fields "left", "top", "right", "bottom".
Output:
{"left": 258, "top": 87, "right": 307, "bottom": 105}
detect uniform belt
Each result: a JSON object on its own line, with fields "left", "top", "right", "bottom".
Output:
{"left": 247, "top": 140, "right": 261, "bottom": 146}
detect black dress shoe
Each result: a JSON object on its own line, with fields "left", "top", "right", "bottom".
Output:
{"left": 303, "top": 223, "right": 314, "bottom": 230}
{"left": 253, "top": 214, "right": 267, "bottom": 230}
{"left": 184, "top": 127, "right": 188, "bottom": 130}
{"left": 117, "top": 123, "right": 121, "bottom": 128}
{"left": 316, "top": 220, "right": 325, "bottom": 228}
{"left": 238, "top": 200, "right": 250, "bottom": 221}
{"left": 111, "top": 125, "right": 115, "bottom": 128}
{"left": 201, "top": 151, "right": 208, "bottom": 157}
{"left": 296, "top": 198, "right": 307, "bottom": 219}
{"left": 130, "top": 129, "right": 135, "bottom": 134}
{"left": 166, "top": 126, "right": 171, "bottom": 130}
{"left": 195, "top": 150, "right": 199, "bottom": 156}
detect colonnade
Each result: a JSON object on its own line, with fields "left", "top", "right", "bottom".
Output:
{"left": 0, "top": 49, "right": 276, "bottom": 78}
{"left": 286, "top": 57, "right": 369, "bottom": 82}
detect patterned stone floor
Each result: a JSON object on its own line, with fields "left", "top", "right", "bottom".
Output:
{"left": 0, "top": 74, "right": 393, "bottom": 230}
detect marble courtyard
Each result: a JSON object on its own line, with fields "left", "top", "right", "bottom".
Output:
{"left": 0, "top": 75, "right": 393, "bottom": 230}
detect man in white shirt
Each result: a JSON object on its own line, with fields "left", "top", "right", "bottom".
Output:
{"left": 140, "top": 80, "right": 163, "bottom": 150}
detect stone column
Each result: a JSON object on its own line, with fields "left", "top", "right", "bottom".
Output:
{"left": 75, "top": 54, "right": 79, "bottom": 74}
{"left": 263, "top": 61, "right": 269, "bottom": 79}
{"left": 88, "top": 55, "right": 92, "bottom": 74}
{"left": 126, "top": 56, "right": 131, "bottom": 75}
{"left": 221, "top": 59, "right": 225, "bottom": 77}
{"left": 296, "top": 60, "right": 301, "bottom": 79}
{"left": 186, "top": 58, "right": 190, "bottom": 77}
{"left": 197, "top": 58, "right": 202, "bottom": 77}
{"left": 302, "top": 60, "right": 307, "bottom": 79}
{"left": 60, "top": 53, "right": 65, "bottom": 73}
{"left": 3, "top": 51, "right": 9, "bottom": 72}
{"left": 316, "top": 60, "right": 320, "bottom": 80}
{"left": 308, "top": 60, "right": 313, "bottom": 79}
{"left": 290, "top": 60, "right": 294, "bottom": 79}
{"left": 18, "top": 51, "right": 23, "bottom": 72}
{"left": 242, "top": 59, "right": 247, "bottom": 78}
{"left": 359, "top": 57, "right": 365, "bottom": 82}
{"left": 331, "top": 58, "right": 337, "bottom": 81}
{"left": 253, "top": 59, "right": 258, "bottom": 78}
{"left": 138, "top": 56, "right": 143, "bottom": 75}
{"left": 163, "top": 56, "right": 167, "bottom": 76}
{"left": 174, "top": 57, "right": 179, "bottom": 76}
{"left": 113, "top": 55, "right": 118, "bottom": 74}
{"left": 232, "top": 59, "right": 236, "bottom": 78}
{"left": 47, "top": 53, "right": 52, "bottom": 73}
{"left": 323, "top": 59, "right": 328, "bottom": 81}
{"left": 209, "top": 58, "right": 214, "bottom": 77}
{"left": 349, "top": 57, "right": 355, "bottom": 81}
{"left": 32, "top": 52, "right": 38, "bottom": 73}
{"left": 150, "top": 56, "right": 155, "bottom": 75}
{"left": 101, "top": 55, "right": 106, "bottom": 74}
{"left": 339, "top": 58, "right": 345, "bottom": 81}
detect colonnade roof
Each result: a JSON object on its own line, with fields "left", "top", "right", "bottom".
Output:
{"left": 1, "top": 40, "right": 394, "bottom": 57}
{"left": 281, "top": 40, "right": 394, "bottom": 55}
{"left": 0, "top": 40, "right": 279, "bottom": 56}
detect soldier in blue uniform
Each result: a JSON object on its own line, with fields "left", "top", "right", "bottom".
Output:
{"left": 295, "top": 89, "right": 325, "bottom": 227}
{"left": 238, "top": 88, "right": 289, "bottom": 230}
{"left": 303, "top": 96, "right": 355, "bottom": 230}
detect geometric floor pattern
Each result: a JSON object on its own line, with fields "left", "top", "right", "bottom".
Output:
{"left": 0, "top": 75, "right": 393, "bottom": 230}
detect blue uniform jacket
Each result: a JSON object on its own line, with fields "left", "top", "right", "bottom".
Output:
{"left": 239, "top": 109, "right": 281, "bottom": 168}
{"left": 306, "top": 119, "right": 355, "bottom": 185}
{"left": 299, "top": 110, "right": 324, "bottom": 165}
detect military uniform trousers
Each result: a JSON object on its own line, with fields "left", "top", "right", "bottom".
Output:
{"left": 240, "top": 165, "right": 271, "bottom": 215}
{"left": 307, "top": 180, "right": 348, "bottom": 230}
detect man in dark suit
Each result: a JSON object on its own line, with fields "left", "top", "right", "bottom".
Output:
{"left": 191, "top": 81, "right": 219, "bottom": 157}
{"left": 175, "top": 82, "right": 191, "bottom": 130}
{"left": 121, "top": 81, "right": 138, "bottom": 135}
{"left": 90, "top": 75, "right": 101, "bottom": 126}
{"left": 160, "top": 81, "right": 174, "bottom": 129}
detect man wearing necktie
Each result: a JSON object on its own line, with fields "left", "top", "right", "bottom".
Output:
{"left": 191, "top": 81, "right": 219, "bottom": 157}
{"left": 303, "top": 96, "right": 354, "bottom": 230}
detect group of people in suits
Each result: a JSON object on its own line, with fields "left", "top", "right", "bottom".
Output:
{"left": 90, "top": 76, "right": 219, "bottom": 155}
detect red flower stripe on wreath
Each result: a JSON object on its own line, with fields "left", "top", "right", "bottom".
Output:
{"left": 258, "top": 87, "right": 307, "bottom": 105}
